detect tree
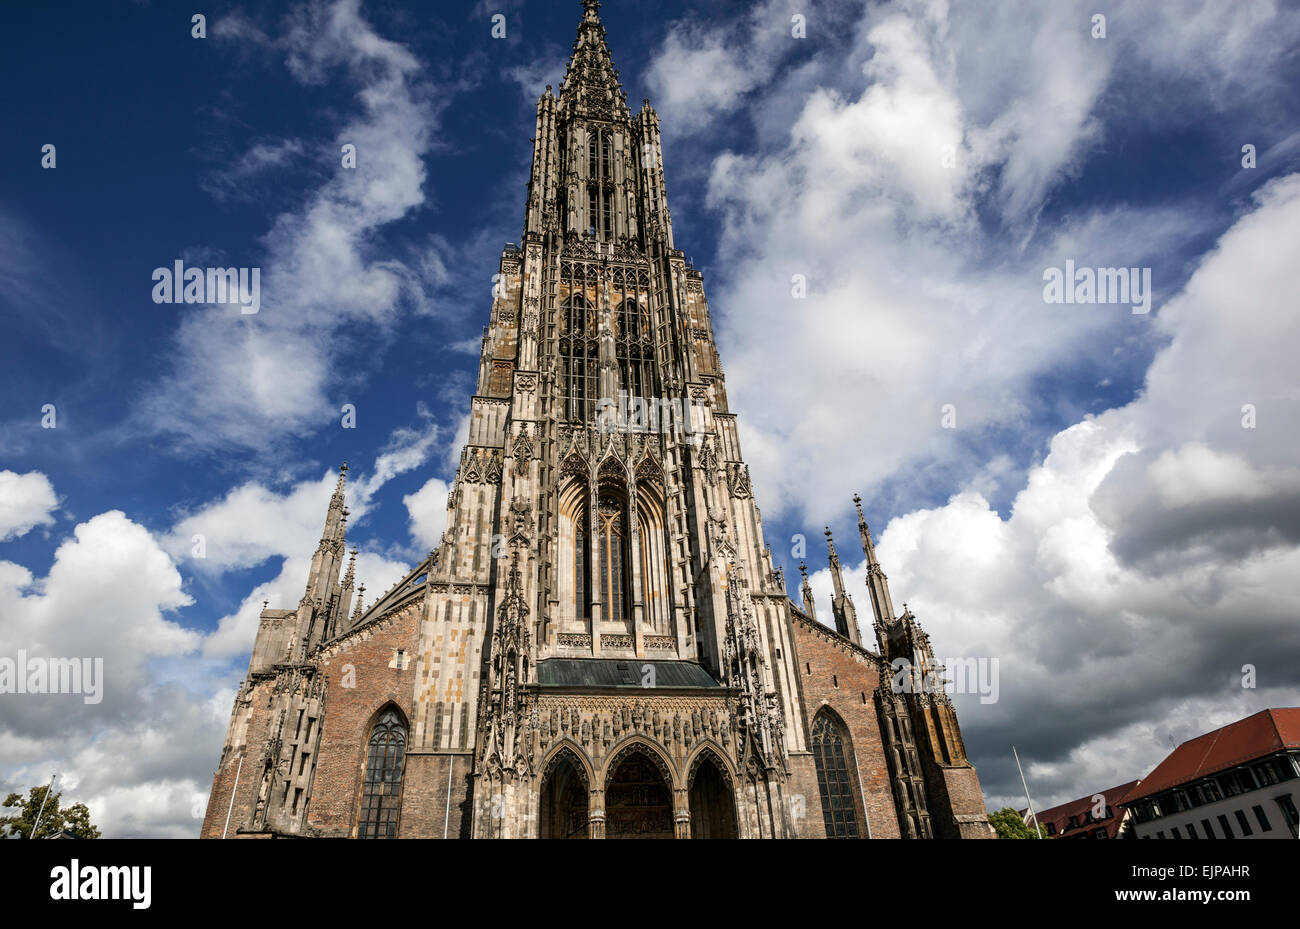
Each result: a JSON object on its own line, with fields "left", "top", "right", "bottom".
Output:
{"left": 988, "top": 807, "right": 1045, "bottom": 839}
{"left": 0, "top": 785, "right": 101, "bottom": 839}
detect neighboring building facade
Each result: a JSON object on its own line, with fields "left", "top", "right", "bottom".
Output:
{"left": 199, "top": 0, "right": 992, "bottom": 840}
{"left": 1122, "top": 708, "right": 1300, "bottom": 840}
{"left": 1024, "top": 779, "right": 1140, "bottom": 839}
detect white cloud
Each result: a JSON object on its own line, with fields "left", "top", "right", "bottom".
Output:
{"left": 0, "top": 509, "right": 201, "bottom": 764}
{"left": 645, "top": 0, "right": 797, "bottom": 134}
{"left": 0, "top": 470, "right": 58, "bottom": 541}
{"left": 803, "top": 174, "right": 1300, "bottom": 808}
{"left": 403, "top": 477, "right": 450, "bottom": 552}
{"left": 138, "top": 0, "right": 445, "bottom": 451}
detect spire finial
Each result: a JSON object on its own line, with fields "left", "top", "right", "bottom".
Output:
{"left": 332, "top": 462, "right": 349, "bottom": 500}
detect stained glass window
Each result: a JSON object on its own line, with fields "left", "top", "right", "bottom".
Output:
{"left": 812, "top": 712, "right": 860, "bottom": 839}
{"left": 357, "top": 708, "right": 406, "bottom": 839}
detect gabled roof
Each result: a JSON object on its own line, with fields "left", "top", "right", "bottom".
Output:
{"left": 1123, "top": 708, "right": 1300, "bottom": 803}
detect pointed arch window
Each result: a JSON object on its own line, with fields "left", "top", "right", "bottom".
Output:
{"left": 811, "top": 712, "right": 860, "bottom": 839}
{"left": 358, "top": 708, "right": 407, "bottom": 838}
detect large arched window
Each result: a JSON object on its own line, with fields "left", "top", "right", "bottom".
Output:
{"left": 812, "top": 711, "right": 860, "bottom": 839}
{"left": 357, "top": 708, "right": 407, "bottom": 839}
{"left": 560, "top": 295, "right": 597, "bottom": 422}
{"left": 596, "top": 494, "right": 628, "bottom": 624}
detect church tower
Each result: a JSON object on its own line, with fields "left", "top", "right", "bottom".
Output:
{"left": 200, "top": 0, "right": 992, "bottom": 840}
{"left": 444, "top": 0, "right": 804, "bottom": 838}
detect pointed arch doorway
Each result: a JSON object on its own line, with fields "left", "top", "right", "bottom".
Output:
{"left": 539, "top": 750, "right": 590, "bottom": 839}
{"left": 605, "top": 745, "right": 675, "bottom": 839}
{"left": 688, "top": 753, "right": 738, "bottom": 838}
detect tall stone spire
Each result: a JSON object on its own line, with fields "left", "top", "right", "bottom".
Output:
{"left": 799, "top": 562, "right": 817, "bottom": 622}
{"left": 825, "top": 527, "right": 862, "bottom": 646}
{"left": 558, "top": 0, "right": 629, "bottom": 118}
{"left": 854, "top": 493, "right": 897, "bottom": 632}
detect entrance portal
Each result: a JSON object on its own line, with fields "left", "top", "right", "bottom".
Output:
{"left": 605, "top": 749, "right": 674, "bottom": 839}
{"left": 539, "top": 752, "right": 589, "bottom": 839}
{"left": 688, "top": 756, "right": 737, "bottom": 838}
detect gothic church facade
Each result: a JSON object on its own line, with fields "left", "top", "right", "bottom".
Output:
{"left": 200, "top": 0, "right": 992, "bottom": 840}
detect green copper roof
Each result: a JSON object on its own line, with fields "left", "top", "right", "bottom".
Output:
{"left": 537, "top": 658, "right": 721, "bottom": 689}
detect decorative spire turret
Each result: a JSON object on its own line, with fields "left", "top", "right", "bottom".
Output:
{"left": 854, "top": 493, "right": 898, "bottom": 636}
{"left": 799, "top": 562, "right": 817, "bottom": 622}
{"left": 330, "top": 548, "right": 357, "bottom": 639}
{"left": 294, "top": 463, "right": 351, "bottom": 659}
{"left": 824, "top": 527, "right": 862, "bottom": 645}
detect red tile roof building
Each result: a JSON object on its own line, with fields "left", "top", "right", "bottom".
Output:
{"left": 1025, "top": 779, "right": 1141, "bottom": 839}
{"left": 1121, "top": 708, "right": 1300, "bottom": 840}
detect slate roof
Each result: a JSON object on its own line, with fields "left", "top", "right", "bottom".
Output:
{"left": 536, "top": 658, "right": 721, "bottom": 690}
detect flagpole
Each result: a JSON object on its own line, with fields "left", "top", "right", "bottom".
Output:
{"left": 1013, "top": 746, "right": 1040, "bottom": 836}
{"left": 30, "top": 772, "right": 58, "bottom": 839}
{"left": 222, "top": 755, "right": 243, "bottom": 839}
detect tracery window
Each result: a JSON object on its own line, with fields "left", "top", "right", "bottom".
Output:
{"left": 560, "top": 294, "right": 597, "bottom": 421}
{"left": 812, "top": 712, "right": 860, "bottom": 839}
{"left": 615, "top": 298, "right": 649, "bottom": 402}
{"left": 611, "top": 266, "right": 656, "bottom": 403}
{"left": 586, "top": 126, "right": 614, "bottom": 240}
{"left": 357, "top": 708, "right": 406, "bottom": 839}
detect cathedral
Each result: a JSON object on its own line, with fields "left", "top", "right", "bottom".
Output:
{"left": 200, "top": 0, "right": 993, "bottom": 840}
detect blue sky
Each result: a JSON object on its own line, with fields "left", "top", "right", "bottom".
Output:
{"left": 2, "top": 0, "right": 1300, "bottom": 835}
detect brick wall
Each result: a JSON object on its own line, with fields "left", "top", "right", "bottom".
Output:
{"left": 308, "top": 605, "right": 420, "bottom": 837}
{"left": 788, "top": 615, "right": 901, "bottom": 839}
{"left": 401, "top": 752, "right": 474, "bottom": 838}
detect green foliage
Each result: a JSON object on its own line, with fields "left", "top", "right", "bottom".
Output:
{"left": 988, "top": 806, "right": 1045, "bottom": 839}
{"left": 0, "top": 785, "right": 101, "bottom": 839}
